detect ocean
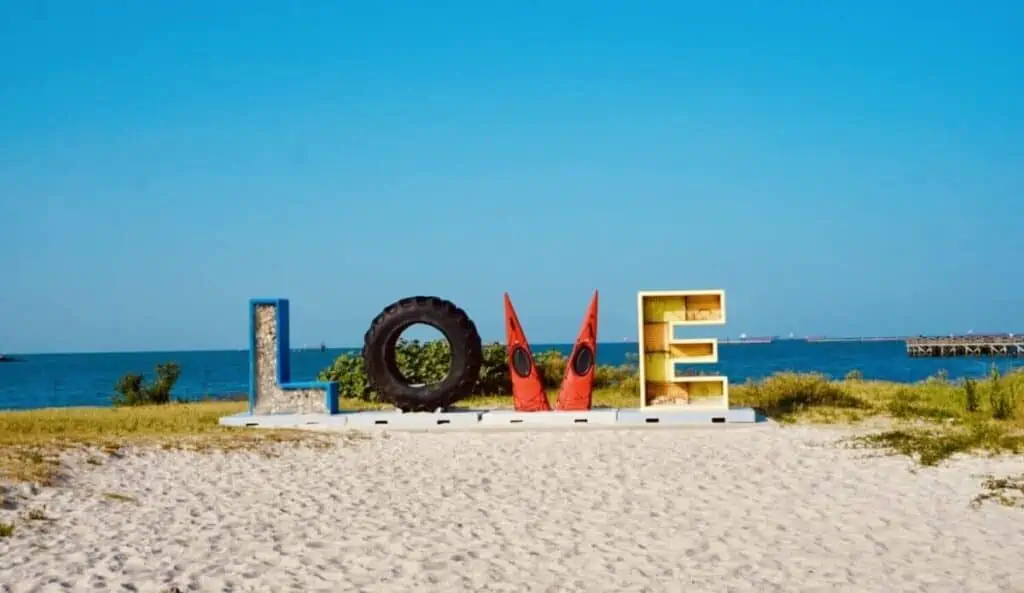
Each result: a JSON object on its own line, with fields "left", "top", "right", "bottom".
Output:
{"left": 1, "top": 341, "right": 1021, "bottom": 411}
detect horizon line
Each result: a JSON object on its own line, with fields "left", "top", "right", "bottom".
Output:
{"left": 0, "top": 336, "right": 896, "bottom": 357}
{"left": 8, "top": 333, "right": 1021, "bottom": 357}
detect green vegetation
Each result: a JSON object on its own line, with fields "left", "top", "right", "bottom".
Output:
{"left": 989, "top": 365, "right": 1016, "bottom": 420}
{"left": 724, "top": 367, "right": 1024, "bottom": 466}
{"left": 0, "top": 401, "right": 348, "bottom": 485}
{"left": 0, "top": 522, "right": 13, "bottom": 538}
{"left": 112, "top": 361, "right": 182, "bottom": 406}
{"left": 316, "top": 340, "right": 638, "bottom": 400}
{"left": 970, "top": 474, "right": 1024, "bottom": 509}
{"left": 964, "top": 377, "right": 980, "bottom": 412}
{"left": 851, "top": 423, "right": 1024, "bottom": 467}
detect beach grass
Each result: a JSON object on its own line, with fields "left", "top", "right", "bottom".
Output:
{"left": 1, "top": 371, "right": 1023, "bottom": 484}
{"left": 728, "top": 370, "right": 1024, "bottom": 466}
{"left": 731, "top": 369, "right": 1024, "bottom": 426}
{"left": 970, "top": 473, "right": 1024, "bottom": 509}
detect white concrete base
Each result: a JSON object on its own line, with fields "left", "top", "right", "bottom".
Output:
{"left": 478, "top": 409, "right": 619, "bottom": 427}
{"left": 219, "top": 407, "right": 761, "bottom": 431}
{"left": 342, "top": 409, "right": 482, "bottom": 429}
{"left": 219, "top": 412, "right": 348, "bottom": 429}
{"left": 616, "top": 407, "right": 758, "bottom": 425}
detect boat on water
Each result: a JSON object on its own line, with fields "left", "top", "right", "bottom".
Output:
{"left": 0, "top": 353, "right": 24, "bottom": 363}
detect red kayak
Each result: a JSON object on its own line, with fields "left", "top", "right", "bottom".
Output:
{"left": 554, "top": 290, "right": 598, "bottom": 411}
{"left": 503, "top": 293, "right": 550, "bottom": 412}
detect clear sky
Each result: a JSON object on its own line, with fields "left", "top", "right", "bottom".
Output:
{"left": 2, "top": 1, "right": 1022, "bottom": 354}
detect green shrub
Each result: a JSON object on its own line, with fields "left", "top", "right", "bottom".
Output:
{"left": 534, "top": 350, "right": 567, "bottom": 388}
{"left": 989, "top": 365, "right": 1015, "bottom": 420}
{"left": 112, "top": 362, "right": 182, "bottom": 407}
{"left": 317, "top": 340, "right": 636, "bottom": 401}
{"left": 392, "top": 339, "right": 452, "bottom": 386}
{"left": 616, "top": 372, "right": 641, "bottom": 397}
{"left": 964, "top": 377, "right": 980, "bottom": 413}
{"left": 886, "top": 387, "right": 956, "bottom": 420}
{"left": 476, "top": 342, "right": 512, "bottom": 395}
{"left": 844, "top": 369, "right": 863, "bottom": 381}
{"left": 317, "top": 351, "right": 372, "bottom": 400}
{"left": 731, "top": 372, "right": 865, "bottom": 419}
{"left": 852, "top": 421, "right": 1024, "bottom": 467}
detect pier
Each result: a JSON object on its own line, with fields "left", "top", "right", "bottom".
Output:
{"left": 805, "top": 336, "right": 906, "bottom": 343}
{"left": 905, "top": 335, "right": 1024, "bottom": 358}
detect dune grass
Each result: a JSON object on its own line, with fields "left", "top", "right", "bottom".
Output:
{"left": 729, "top": 369, "right": 1024, "bottom": 466}
{"left": 0, "top": 400, "right": 347, "bottom": 485}
{"left": 1, "top": 370, "right": 1022, "bottom": 486}
{"left": 730, "top": 369, "right": 1024, "bottom": 427}
{"left": 970, "top": 474, "right": 1024, "bottom": 509}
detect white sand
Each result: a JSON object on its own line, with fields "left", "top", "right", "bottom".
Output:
{"left": 2, "top": 423, "right": 1024, "bottom": 593}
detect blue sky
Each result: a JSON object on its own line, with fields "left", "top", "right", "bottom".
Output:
{"left": 2, "top": 1, "right": 1022, "bottom": 353}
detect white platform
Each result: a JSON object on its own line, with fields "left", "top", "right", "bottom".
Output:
{"left": 616, "top": 406, "right": 758, "bottom": 425}
{"left": 479, "top": 409, "right": 619, "bottom": 427}
{"left": 220, "top": 407, "right": 760, "bottom": 431}
{"left": 343, "top": 409, "right": 482, "bottom": 429}
{"left": 220, "top": 413, "right": 349, "bottom": 429}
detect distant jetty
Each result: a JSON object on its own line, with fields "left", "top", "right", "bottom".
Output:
{"left": 720, "top": 336, "right": 774, "bottom": 344}
{"left": 906, "top": 335, "right": 1023, "bottom": 358}
{"left": 805, "top": 336, "right": 907, "bottom": 343}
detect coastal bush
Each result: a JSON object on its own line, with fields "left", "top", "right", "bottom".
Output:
{"left": 317, "top": 351, "right": 372, "bottom": 400}
{"left": 857, "top": 376, "right": 971, "bottom": 421}
{"left": 989, "top": 365, "right": 1015, "bottom": 420}
{"left": 476, "top": 343, "right": 513, "bottom": 395}
{"left": 392, "top": 339, "right": 453, "bottom": 386}
{"left": 730, "top": 372, "right": 865, "bottom": 420}
{"left": 316, "top": 340, "right": 637, "bottom": 401}
{"left": 844, "top": 369, "right": 863, "bottom": 381}
{"left": 885, "top": 387, "right": 957, "bottom": 420}
{"left": 971, "top": 474, "right": 1024, "bottom": 509}
{"left": 851, "top": 421, "right": 1024, "bottom": 467}
{"left": 531, "top": 349, "right": 637, "bottom": 390}
{"left": 964, "top": 377, "right": 980, "bottom": 413}
{"left": 112, "top": 362, "right": 182, "bottom": 407}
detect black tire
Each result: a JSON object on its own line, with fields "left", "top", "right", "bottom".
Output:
{"left": 362, "top": 296, "right": 483, "bottom": 412}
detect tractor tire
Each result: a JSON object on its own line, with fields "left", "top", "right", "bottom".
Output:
{"left": 362, "top": 296, "right": 483, "bottom": 412}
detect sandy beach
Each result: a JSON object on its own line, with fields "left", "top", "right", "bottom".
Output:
{"left": 2, "top": 423, "right": 1023, "bottom": 593}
